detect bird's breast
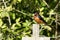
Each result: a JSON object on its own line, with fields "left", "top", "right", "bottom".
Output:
{"left": 34, "top": 16, "right": 43, "bottom": 24}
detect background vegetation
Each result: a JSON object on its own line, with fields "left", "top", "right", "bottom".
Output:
{"left": 0, "top": 0, "right": 60, "bottom": 40}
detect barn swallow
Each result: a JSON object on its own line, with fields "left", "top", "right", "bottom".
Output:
{"left": 33, "top": 11, "right": 55, "bottom": 31}
{"left": 33, "top": 11, "right": 47, "bottom": 24}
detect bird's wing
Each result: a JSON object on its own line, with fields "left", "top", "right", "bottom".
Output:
{"left": 38, "top": 15, "right": 47, "bottom": 24}
{"left": 38, "top": 15, "right": 56, "bottom": 31}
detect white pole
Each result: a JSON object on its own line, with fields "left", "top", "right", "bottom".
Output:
{"left": 32, "top": 24, "right": 39, "bottom": 37}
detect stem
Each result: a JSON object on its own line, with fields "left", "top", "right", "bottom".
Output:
{"left": 43, "top": 0, "right": 50, "bottom": 8}
{"left": 55, "top": 13, "right": 58, "bottom": 40}
{"left": 54, "top": 0, "right": 60, "bottom": 10}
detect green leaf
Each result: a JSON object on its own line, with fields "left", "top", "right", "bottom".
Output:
{"left": 41, "top": 25, "right": 51, "bottom": 31}
{"left": 0, "top": 19, "right": 3, "bottom": 27}
{"left": 16, "top": 23, "right": 21, "bottom": 27}
{"left": 2, "top": 24, "right": 7, "bottom": 28}
{"left": 0, "top": 12, "right": 8, "bottom": 18}
{"left": 49, "top": 10, "right": 56, "bottom": 15}
{"left": 18, "top": 0, "right": 22, "bottom": 3}
{"left": 23, "top": 20, "right": 31, "bottom": 27}
{"left": 10, "top": 12, "right": 15, "bottom": 20}
{"left": 11, "top": 24, "right": 16, "bottom": 30}
{"left": 41, "top": 2, "right": 46, "bottom": 6}
{"left": 16, "top": 18, "right": 20, "bottom": 23}
{"left": 40, "top": 7, "right": 44, "bottom": 11}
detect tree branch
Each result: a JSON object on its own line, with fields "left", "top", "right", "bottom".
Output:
{"left": 2, "top": 0, "right": 11, "bottom": 27}
{"left": 55, "top": 12, "right": 58, "bottom": 40}
{"left": 54, "top": 1, "right": 60, "bottom": 10}
{"left": 43, "top": 0, "right": 50, "bottom": 8}
{"left": 13, "top": 8, "right": 33, "bottom": 17}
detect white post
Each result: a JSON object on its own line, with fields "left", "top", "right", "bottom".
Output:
{"left": 32, "top": 24, "right": 39, "bottom": 37}
{"left": 22, "top": 24, "right": 50, "bottom": 40}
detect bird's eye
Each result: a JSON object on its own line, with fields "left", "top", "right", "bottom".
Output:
{"left": 34, "top": 14, "right": 37, "bottom": 16}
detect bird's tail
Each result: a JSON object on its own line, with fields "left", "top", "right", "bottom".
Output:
{"left": 46, "top": 23, "right": 56, "bottom": 31}
{"left": 43, "top": 22, "right": 56, "bottom": 31}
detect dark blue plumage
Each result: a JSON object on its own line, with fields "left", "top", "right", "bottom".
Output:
{"left": 38, "top": 15, "right": 47, "bottom": 24}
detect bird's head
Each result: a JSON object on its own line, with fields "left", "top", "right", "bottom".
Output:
{"left": 34, "top": 11, "right": 39, "bottom": 16}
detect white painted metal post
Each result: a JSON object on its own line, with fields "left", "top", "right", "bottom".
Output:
{"left": 33, "top": 24, "right": 39, "bottom": 37}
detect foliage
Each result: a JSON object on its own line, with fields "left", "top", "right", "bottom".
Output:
{"left": 0, "top": 0, "right": 60, "bottom": 40}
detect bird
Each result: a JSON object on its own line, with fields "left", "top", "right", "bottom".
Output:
{"left": 33, "top": 11, "right": 55, "bottom": 31}
{"left": 33, "top": 11, "right": 47, "bottom": 24}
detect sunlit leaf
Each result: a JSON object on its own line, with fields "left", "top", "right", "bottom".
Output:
{"left": 45, "top": 26, "right": 51, "bottom": 31}
{"left": 49, "top": 10, "right": 56, "bottom": 15}
{"left": 2, "top": 24, "right": 7, "bottom": 28}
{"left": 41, "top": 2, "right": 46, "bottom": 6}
{"left": 11, "top": 24, "right": 16, "bottom": 30}
{"left": 13, "top": 0, "right": 17, "bottom": 4}
{"left": 16, "top": 23, "right": 21, "bottom": 27}
{"left": 16, "top": 18, "right": 20, "bottom": 23}
{"left": 0, "top": 19, "right": 3, "bottom": 27}
{"left": 18, "top": 0, "right": 22, "bottom": 3}
{"left": 41, "top": 25, "right": 51, "bottom": 31}
{"left": 11, "top": 13, "right": 15, "bottom": 20}
{"left": 0, "top": 33, "right": 3, "bottom": 40}
{"left": 40, "top": 7, "right": 44, "bottom": 11}
{"left": 0, "top": 12, "right": 8, "bottom": 18}
{"left": 5, "top": 5, "right": 12, "bottom": 12}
